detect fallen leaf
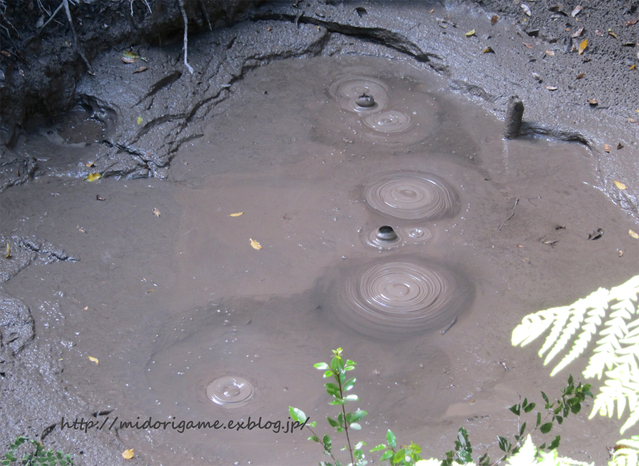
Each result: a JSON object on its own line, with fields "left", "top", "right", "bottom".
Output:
{"left": 630, "top": 230, "right": 639, "bottom": 239}
{"left": 627, "top": 19, "right": 638, "bottom": 26}
{"left": 572, "top": 27, "right": 584, "bottom": 37}
{"left": 153, "top": 208, "right": 161, "bottom": 217}
{"left": 521, "top": 3, "right": 531, "bottom": 16}
{"left": 631, "top": 64, "right": 636, "bottom": 70}
{"left": 617, "top": 142, "right": 624, "bottom": 150}
{"left": 85, "top": 173, "right": 101, "bottom": 182}
{"left": 614, "top": 180, "right": 627, "bottom": 190}
{"left": 123, "top": 50, "right": 139, "bottom": 59}
{"left": 618, "top": 249, "right": 624, "bottom": 257}
{"left": 249, "top": 238, "right": 262, "bottom": 250}
{"left": 0, "top": 50, "right": 11, "bottom": 57}
{"left": 571, "top": 5, "right": 582, "bottom": 17}
{"left": 482, "top": 46, "right": 495, "bottom": 53}
{"left": 587, "top": 98, "right": 598, "bottom": 105}
{"left": 491, "top": 15, "right": 499, "bottom": 25}
{"left": 576, "top": 72, "right": 585, "bottom": 79}
{"left": 604, "top": 144, "right": 611, "bottom": 152}
{"left": 122, "top": 449, "right": 134, "bottom": 460}
{"left": 545, "top": 85, "right": 558, "bottom": 91}
{"left": 77, "top": 226, "right": 86, "bottom": 233}
{"left": 608, "top": 30, "right": 618, "bottom": 39}
{"left": 629, "top": 118, "right": 637, "bottom": 123}
{"left": 96, "top": 195, "right": 105, "bottom": 201}
{"left": 133, "top": 66, "right": 148, "bottom": 74}
{"left": 229, "top": 212, "right": 243, "bottom": 217}
{"left": 5, "top": 243, "right": 11, "bottom": 259}
{"left": 578, "top": 39, "right": 587, "bottom": 54}
{"left": 86, "top": 161, "right": 94, "bottom": 167}
{"left": 595, "top": 29, "right": 603, "bottom": 36}
{"left": 523, "top": 43, "right": 534, "bottom": 49}
{"left": 465, "top": 29, "right": 476, "bottom": 37}
{"left": 545, "top": 50, "right": 555, "bottom": 56}
{"left": 88, "top": 356, "right": 99, "bottom": 365}
{"left": 137, "top": 116, "right": 143, "bottom": 125}
{"left": 267, "top": 26, "right": 273, "bottom": 31}
{"left": 121, "top": 56, "right": 136, "bottom": 64}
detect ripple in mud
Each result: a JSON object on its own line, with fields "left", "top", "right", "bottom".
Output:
{"left": 324, "top": 258, "right": 473, "bottom": 338}
{"left": 329, "top": 75, "right": 389, "bottom": 113}
{"left": 362, "top": 110, "right": 412, "bottom": 134}
{"left": 361, "top": 224, "right": 432, "bottom": 250}
{"left": 206, "top": 376, "right": 254, "bottom": 408}
{"left": 363, "top": 171, "right": 460, "bottom": 221}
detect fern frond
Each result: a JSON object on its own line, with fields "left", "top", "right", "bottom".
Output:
{"left": 611, "top": 435, "right": 639, "bottom": 466}
{"left": 550, "top": 302, "right": 608, "bottom": 376}
{"left": 512, "top": 307, "right": 563, "bottom": 347}
{"left": 539, "top": 309, "right": 570, "bottom": 358}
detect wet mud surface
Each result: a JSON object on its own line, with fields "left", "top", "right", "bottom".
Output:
{"left": 1, "top": 53, "right": 638, "bottom": 465}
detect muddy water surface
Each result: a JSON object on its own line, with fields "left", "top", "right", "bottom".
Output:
{"left": 2, "top": 56, "right": 638, "bottom": 465}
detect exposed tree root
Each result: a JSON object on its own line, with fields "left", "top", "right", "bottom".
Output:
{"left": 178, "top": 0, "right": 194, "bottom": 74}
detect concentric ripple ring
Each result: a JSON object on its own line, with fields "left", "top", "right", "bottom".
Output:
{"left": 362, "top": 110, "right": 412, "bottom": 134}
{"left": 329, "top": 75, "right": 389, "bottom": 113}
{"left": 206, "top": 376, "right": 254, "bottom": 409}
{"left": 363, "top": 171, "right": 460, "bottom": 221}
{"left": 332, "top": 259, "right": 472, "bottom": 337}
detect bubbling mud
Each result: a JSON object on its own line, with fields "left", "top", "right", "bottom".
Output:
{"left": 363, "top": 171, "right": 460, "bottom": 221}
{"left": 362, "top": 110, "right": 412, "bottom": 134}
{"left": 206, "top": 376, "right": 254, "bottom": 408}
{"left": 328, "top": 75, "right": 389, "bottom": 113}
{"left": 324, "top": 257, "right": 473, "bottom": 338}
{"left": 361, "top": 224, "right": 433, "bottom": 250}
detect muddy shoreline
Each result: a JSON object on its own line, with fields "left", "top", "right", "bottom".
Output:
{"left": 1, "top": 1, "right": 638, "bottom": 465}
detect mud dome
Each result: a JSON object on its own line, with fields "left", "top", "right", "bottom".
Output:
{"left": 1, "top": 53, "right": 638, "bottom": 466}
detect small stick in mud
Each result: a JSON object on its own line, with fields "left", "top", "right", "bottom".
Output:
{"left": 498, "top": 197, "right": 519, "bottom": 230}
{"left": 504, "top": 95, "right": 524, "bottom": 139}
{"left": 440, "top": 317, "right": 457, "bottom": 335}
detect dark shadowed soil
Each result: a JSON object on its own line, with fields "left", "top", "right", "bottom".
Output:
{"left": 1, "top": 1, "right": 638, "bottom": 465}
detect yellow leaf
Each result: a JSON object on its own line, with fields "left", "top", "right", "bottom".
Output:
{"left": 88, "top": 356, "right": 99, "bottom": 365}
{"left": 123, "top": 50, "right": 139, "bottom": 59}
{"left": 608, "top": 30, "right": 617, "bottom": 39}
{"left": 153, "top": 208, "right": 161, "bottom": 217}
{"left": 465, "top": 29, "right": 476, "bottom": 37}
{"left": 5, "top": 243, "right": 11, "bottom": 259}
{"left": 482, "top": 46, "right": 495, "bottom": 53}
{"left": 249, "top": 238, "right": 262, "bottom": 250}
{"left": 630, "top": 230, "right": 639, "bottom": 239}
{"left": 578, "top": 39, "right": 587, "bottom": 54}
{"left": 85, "top": 173, "right": 101, "bottom": 182}
{"left": 229, "top": 212, "right": 243, "bottom": 217}
{"left": 137, "top": 116, "right": 143, "bottom": 125}
{"left": 631, "top": 65, "right": 636, "bottom": 70}
{"left": 614, "top": 180, "right": 627, "bottom": 190}
{"left": 122, "top": 449, "right": 134, "bottom": 460}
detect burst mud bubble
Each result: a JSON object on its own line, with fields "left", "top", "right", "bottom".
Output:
{"left": 324, "top": 257, "right": 473, "bottom": 338}
{"left": 329, "top": 75, "right": 389, "bottom": 113}
{"left": 206, "top": 376, "right": 254, "bottom": 408}
{"left": 363, "top": 171, "right": 461, "bottom": 222}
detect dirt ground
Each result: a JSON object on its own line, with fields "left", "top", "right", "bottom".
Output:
{"left": 1, "top": 1, "right": 638, "bottom": 465}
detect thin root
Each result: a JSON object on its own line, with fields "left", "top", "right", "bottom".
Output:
{"left": 178, "top": 0, "right": 194, "bottom": 74}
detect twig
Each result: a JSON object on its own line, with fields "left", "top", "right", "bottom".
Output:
{"left": 39, "top": 1, "right": 63, "bottom": 31}
{"left": 62, "top": 0, "right": 92, "bottom": 73}
{"left": 178, "top": 0, "right": 194, "bottom": 74}
{"left": 498, "top": 198, "right": 519, "bottom": 231}
{"left": 440, "top": 317, "right": 457, "bottom": 335}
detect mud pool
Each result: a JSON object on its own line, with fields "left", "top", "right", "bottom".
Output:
{"left": 1, "top": 56, "right": 638, "bottom": 464}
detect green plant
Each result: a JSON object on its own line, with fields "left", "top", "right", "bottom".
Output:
{"left": 291, "top": 348, "right": 597, "bottom": 466}
{"left": 1, "top": 436, "right": 73, "bottom": 466}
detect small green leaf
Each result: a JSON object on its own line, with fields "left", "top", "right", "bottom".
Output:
{"left": 549, "top": 435, "right": 561, "bottom": 450}
{"left": 536, "top": 412, "right": 542, "bottom": 428}
{"left": 327, "top": 416, "right": 339, "bottom": 428}
{"left": 387, "top": 430, "right": 397, "bottom": 448}
{"left": 309, "top": 435, "right": 320, "bottom": 442}
{"left": 344, "top": 394, "right": 358, "bottom": 401}
{"left": 519, "top": 422, "right": 527, "bottom": 436}
{"left": 350, "top": 422, "right": 362, "bottom": 430}
{"left": 323, "top": 370, "right": 334, "bottom": 378}
{"left": 370, "top": 444, "right": 387, "bottom": 452}
{"left": 344, "top": 377, "right": 356, "bottom": 391}
{"left": 497, "top": 436, "right": 509, "bottom": 452}
{"left": 393, "top": 449, "right": 406, "bottom": 463}
{"left": 380, "top": 450, "right": 393, "bottom": 461}
{"left": 289, "top": 406, "right": 306, "bottom": 423}
{"left": 541, "top": 391, "right": 549, "bottom": 404}
{"left": 314, "top": 362, "right": 330, "bottom": 370}
{"left": 523, "top": 402, "right": 535, "bottom": 413}
{"left": 323, "top": 434, "right": 332, "bottom": 452}
{"left": 540, "top": 422, "right": 553, "bottom": 434}
{"left": 509, "top": 404, "right": 520, "bottom": 416}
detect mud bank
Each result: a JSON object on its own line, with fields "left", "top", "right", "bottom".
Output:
{"left": 1, "top": 1, "right": 638, "bottom": 465}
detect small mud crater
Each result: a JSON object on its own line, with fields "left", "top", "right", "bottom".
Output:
{"left": 329, "top": 75, "right": 389, "bottom": 113}
{"left": 206, "top": 376, "right": 255, "bottom": 408}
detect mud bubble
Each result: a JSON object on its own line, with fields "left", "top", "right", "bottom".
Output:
{"left": 363, "top": 171, "right": 460, "bottom": 221}
{"left": 323, "top": 257, "right": 473, "bottom": 338}
{"left": 361, "top": 224, "right": 433, "bottom": 250}
{"left": 329, "top": 75, "right": 389, "bottom": 113}
{"left": 206, "top": 376, "right": 254, "bottom": 409}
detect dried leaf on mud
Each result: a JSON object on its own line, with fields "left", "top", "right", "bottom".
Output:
{"left": 627, "top": 19, "right": 638, "bottom": 26}
{"left": 545, "top": 50, "right": 555, "bottom": 56}
{"left": 572, "top": 27, "right": 584, "bottom": 38}
{"left": 614, "top": 180, "right": 627, "bottom": 190}
{"left": 5, "top": 243, "right": 11, "bottom": 259}
{"left": 229, "top": 212, "right": 243, "bottom": 217}
{"left": 571, "top": 5, "right": 583, "bottom": 17}
{"left": 545, "top": 85, "right": 558, "bottom": 91}
{"left": 88, "top": 356, "right": 99, "bottom": 365}
{"left": 604, "top": 144, "right": 611, "bottom": 152}
{"left": 631, "top": 65, "right": 636, "bottom": 70}
{"left": 465, "top": 29, "right": 476, "bottom": 37}
{"left": 617, "top": 142, "right": 625, "bottom": 150}
{"left": 608, "top": 29, "right": 618, "bottom": 39}
{"left": 491, "top": 15, "right": 499, "bottom": 25}
{"left": 578, "top": 39, "right": 588, "bottom": 54}
{"left": 483, "top": 46, "right": 495, "bottom": 53}
{"left": 521, "top": 4, "right": 531, "bottom": 16}
{"left": 123, "top": 50, "right": 139, "bottom": 59}
{"left": 85, "top": 173, "right": 101, "bottom": 182}
{"left": 587, "top": 98, "right": 598, "bottom": 105}
{"left": 576, "top": 72, "right": 585, "bottom": 79}
{"left": 122, "top": 449, "right": 134, "bottom": 460}
{"left": 524, "top": 43, "right": 534, "bottom": 49}
{"left": 153, "top": 208, "right": 161, "bottom": 217}
{"left": 630, "top": 230, "right": 639, "bottom": 240}
{"left": 137, "top": 116, "right": 143, "bottom": 125}
{"left": 133, "top": 66, "right": 148, "bottom": 74}
{"left": 249, "top": 238, "right": 262, "bottom": 250}
{"left": 121, "top": 56, "right": 136, "bottom": 64}
{"left": 86, "top": 161, "right": 94, "bottom": 167}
